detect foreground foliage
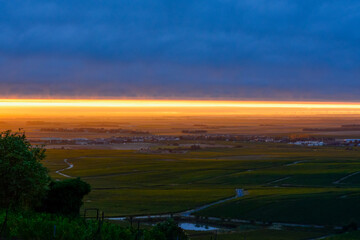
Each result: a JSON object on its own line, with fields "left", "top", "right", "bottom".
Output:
{"left": 38, "top": 178, "right": 91, "bottom": 216}
{"left": 0, "top": 211, "right": 188, "bottom": 240}
{"left": 0, "top": 130, "right": 49, "bottom": 209}
{"left": 0, "top": 130, "right": 91, "bottom": 218}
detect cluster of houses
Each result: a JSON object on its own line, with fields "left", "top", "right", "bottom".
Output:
{"left": 289, "top": 139, "right": 360, "bottom": 147}
{"left": 40, "top": 128, "right": 149, "bottom": 135}
{"left": 289, "top": 141, "right": 325, "bottom": 147}
{"left": 342, "top": 139, "right": 360, "bottom": 146}
{"left": 33, "top": 135, "right": 181, "bottom": 145}
{"left": 30, "top": 133, "right": 360, "bottom": 148}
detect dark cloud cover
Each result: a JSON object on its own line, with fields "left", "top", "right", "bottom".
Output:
{"left": 0, "top": 0, "right": 359, "bottom": 100}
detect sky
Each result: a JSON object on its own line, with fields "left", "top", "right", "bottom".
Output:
{"left": 0, "top": 0, "right": 359, "bottom": 101}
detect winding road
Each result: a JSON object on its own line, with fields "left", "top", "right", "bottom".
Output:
{"left": 333, "top": 171, "right": 360, "bottom": 184}
{"left": 108, "top": 189, "right": 245, "bottom": 221}
{"left": 55, "top": 159, "right": 74, "bottom": 178}
{"left": 180, "top": 189, "right": 244, "bottom": 217}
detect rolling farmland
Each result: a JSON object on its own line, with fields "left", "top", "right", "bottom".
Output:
{"left": 43, "top": 142, "right": 360, "bottom": 239}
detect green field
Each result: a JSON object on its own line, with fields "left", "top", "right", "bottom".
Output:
{"left": 44, "top": 143, "right": 360, "bottom": 239}
{"left": 197, "top": 187, "right": 360, "bottom": 225}
{"left": 324, "top": 231, "right": 360, "bottom": 240}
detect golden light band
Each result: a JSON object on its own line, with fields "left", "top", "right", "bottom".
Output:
{"left": 0, "top": 99, "right": 360, "bottom": 109}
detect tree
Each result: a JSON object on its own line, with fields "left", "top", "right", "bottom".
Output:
{"left": 0, "top": 130, "right": 49, "bottom": 236}
{"left": 38, "top": 178, "right": 91, "bottom": 216}
{"left": 0, "top": 130, "right": 49, "bottom": 210}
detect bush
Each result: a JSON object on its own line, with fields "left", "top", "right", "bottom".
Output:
{"left": 38, "top": 178, "right": 91, "bottom": 216}
{"left": 148, "top": 219, "right": 188, "bottom": 240}
{"left": 343, "top": 221, "right": 358, "bottom": 232}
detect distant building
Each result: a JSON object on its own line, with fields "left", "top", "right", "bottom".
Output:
{"left": 343, "top": 139, "right": 360, "bottom": 143}
{"left": 40, "top": 137, "right": 63, "bottom": 144}
{"left": 73, "top": 138, "right": 89, "bottom": 145}
{"left": 290, "top": 141, "right": 324, "bottom": 147}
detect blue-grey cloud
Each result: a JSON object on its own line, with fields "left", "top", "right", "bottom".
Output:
{"left": 0, "top": 0, "right": 359, "bottom": 100}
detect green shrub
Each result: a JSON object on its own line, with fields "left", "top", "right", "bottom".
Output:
{"left": 148, "top": 219, "right": 188, "bottom": 240}
{"left": 38, "top": 178, "right": 91, "bottom": 216}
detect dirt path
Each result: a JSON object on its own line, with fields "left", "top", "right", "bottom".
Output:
{"left": 333, "top": 171, "right": 360, "bottom": 184}
{"left": 55, "top": 159, "right": 74, "bottom": 178}
{"left": 266, "top": 176, "right": 291, "bottom": 185}
{"left": 286, "top": 160, "right": 305, "bottom": 166}
{"left": 108, "top": 189, "right": 245, "bottom": 221}
{"left": 180, "top": 189, "right": 245, "bottom": 217}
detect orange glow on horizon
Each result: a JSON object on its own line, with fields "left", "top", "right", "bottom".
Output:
{"left": 1, "top": 99, "right": 360, "bottom": 109}
{"left": 1, "top": 99, "right": 360, "bottom": 117}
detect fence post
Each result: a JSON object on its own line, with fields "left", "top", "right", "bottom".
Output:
{"left": 0, "top": 208, "right": 9, "bottom": 238}
{"left": 53, "top": 225, "right": 56, "bottom": 239}
{"left": 96, "top": 211, "right": 104, "bottom": 240}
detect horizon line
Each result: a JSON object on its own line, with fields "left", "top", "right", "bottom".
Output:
{"left": 1, "top": 99, "right": 360, "bottom": 109}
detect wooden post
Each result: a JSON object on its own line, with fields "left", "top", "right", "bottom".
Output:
{"left": 0, "top": 208, "right": 9, "bottom": 238}
{"left": 53, "top": 225, "right": 56, "bottom": 239}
